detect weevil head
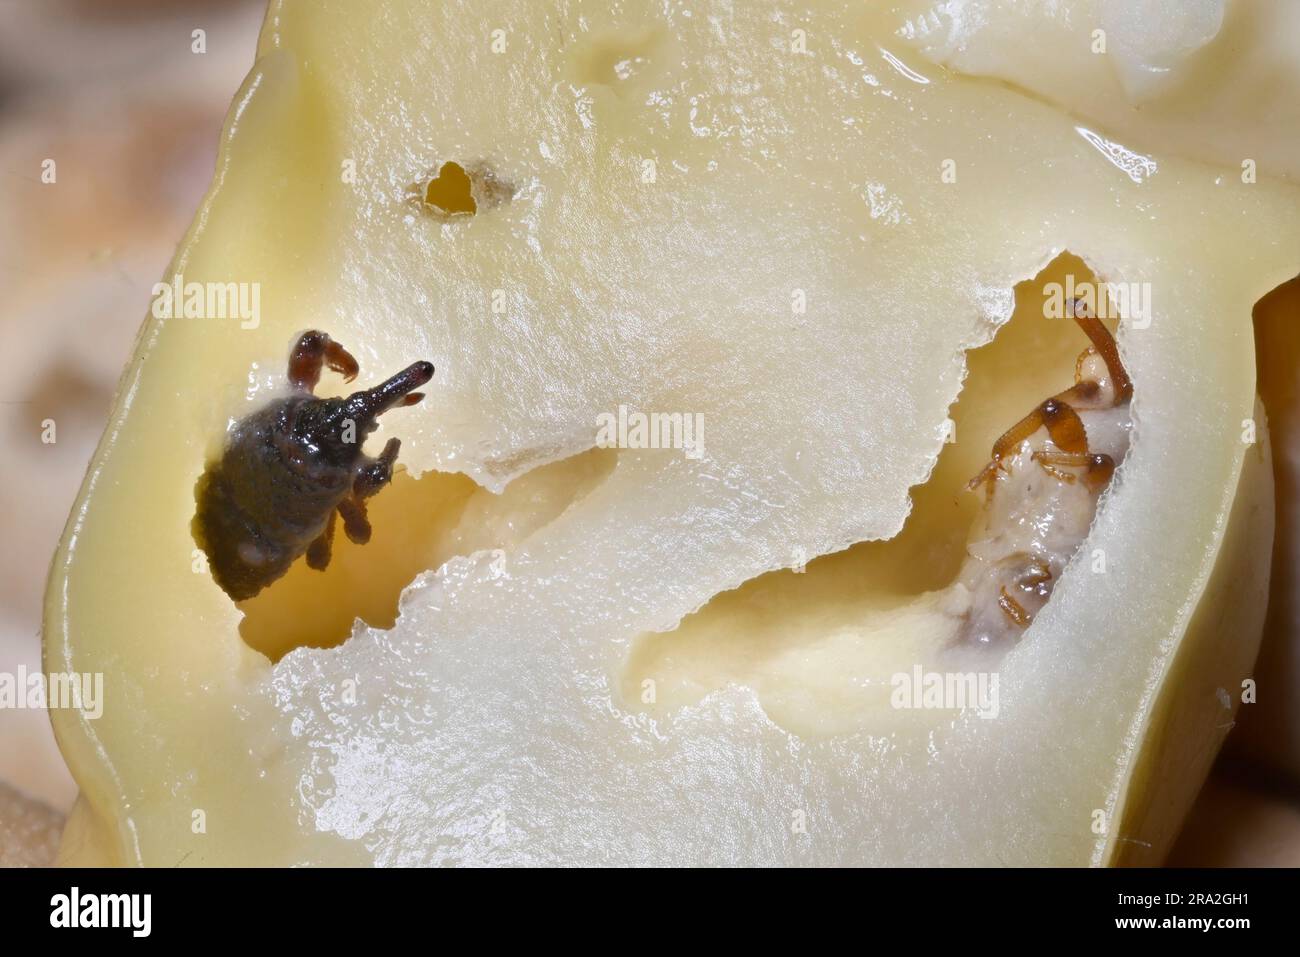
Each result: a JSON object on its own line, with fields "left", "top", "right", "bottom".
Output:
{"left": 289, "top": 361, "right": 433, "bottom": 468}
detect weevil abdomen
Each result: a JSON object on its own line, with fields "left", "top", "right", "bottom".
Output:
{"left": 195, "top": 398, "right": 351, "bottom": 599}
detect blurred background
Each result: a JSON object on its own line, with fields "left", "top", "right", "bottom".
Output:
{"left": 0, "top": 0, "right": 1294, "bottom": 866}
{"left": 0, "top": 0, "right": 263, "bottom": 861}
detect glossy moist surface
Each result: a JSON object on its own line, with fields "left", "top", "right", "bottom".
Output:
{"left": 46, "top": 0, "right": 1299, "bottom": 865}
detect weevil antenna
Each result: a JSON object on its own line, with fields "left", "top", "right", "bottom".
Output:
{"left": 1067, "top": 298, "right": 1132, "bottom": 404}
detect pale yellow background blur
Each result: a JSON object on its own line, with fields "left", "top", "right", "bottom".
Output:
{"left": 0, "top": 0, "right": 262, "bottom": 826}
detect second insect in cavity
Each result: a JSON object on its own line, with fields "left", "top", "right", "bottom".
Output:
{"left": 193, "top": 331, "right": 433, "bottom": 601}
{"left": 955, "top": 298, "right": 1133, "bottom": 645}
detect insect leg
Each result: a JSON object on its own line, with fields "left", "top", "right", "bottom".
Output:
{"left": 1031, "top": 450, "right": 1116, "bottom": 492}
{"left": 338, "top": 497, "right": 372, "bottom": 545}
{"left": 1067, "top": 299, "right": 1131, "bottom": 404}
{"left": 289, "top": 331, "right": 360, "bottom": 391}
{"left": 337, "top": 438, "right": 399, "bottom": 546}
{"left": 354, "top": 438, "right": 400, "bottom": 499}
{"left": 997, "top": 588, "right": 1032, "bottom": 628}
{"left": 968, "top": 397, "right": 1089, "bottom": 496}
{"left": 305, "top": 509, "right": 337, "bottom": 571}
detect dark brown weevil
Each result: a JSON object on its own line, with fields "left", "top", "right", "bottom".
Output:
{"left": 192, "top": 331, "right": 433, "bottom": 601}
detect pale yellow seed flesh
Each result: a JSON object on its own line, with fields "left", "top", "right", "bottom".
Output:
{"left": 46, "top": 0, "right": 1298, "bottom": 866}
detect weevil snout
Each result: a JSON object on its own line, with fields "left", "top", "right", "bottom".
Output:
{"left": 344, "top": 360, "right": 434, "bottom": 422}
{"left": 293, "top": 360, "right": 433, "bottom": 466}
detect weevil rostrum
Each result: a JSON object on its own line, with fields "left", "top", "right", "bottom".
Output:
{"left": 952, "top": 298, "right": 1133, "bottom": 645}
{"left": 193, "top": 331, "right": 434, "bottom": 601}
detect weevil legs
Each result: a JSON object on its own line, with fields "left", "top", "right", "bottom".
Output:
{"left": 1066, "top": 299, "right": 1132, "bottom": 403}
{"left": 289, "top": 330, "right": 360, "bottom": 391}
{"left": 354, "top": 438, "right": 400, "bottom": 499}
{"left": 338, "top": 497, "right": 371, "bottom": 545}
{"left": 956, "top": 298, "right": 1131, "bottom": 643}
{"left": 1031, "top": 450, "right": 1116, "bottom": 492}
{"left": 336, "top": 438, "right": 402, "bottom": 545}
{"left": 968, "top": 302, "right": 1127, "bottom": 499}
{"left": 968, "top": 396, "right": 1089, "bottom": 497}
{"left": 305, "top": 508, "right": 337, "bottom": 571}
{"left": 997, "top": 588, "right": 1032, "bottom": 627}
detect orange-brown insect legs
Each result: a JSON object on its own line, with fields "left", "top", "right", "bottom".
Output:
{"left": 1067, "top": 298, "right": 1132, "bottom": 405}
{"left": 963, "top": 296, "right": 1133, "bottom": 636}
